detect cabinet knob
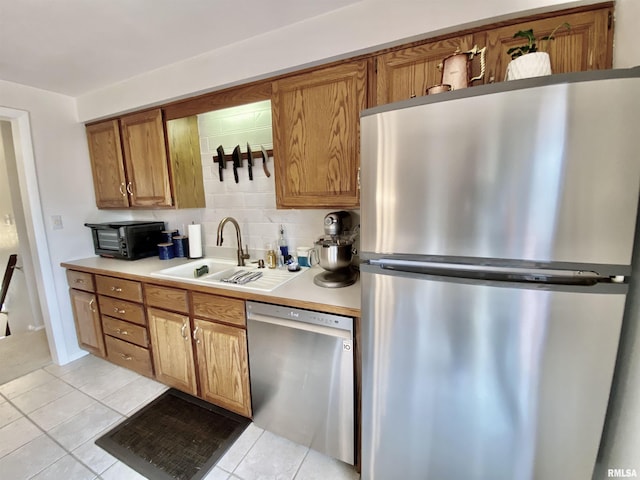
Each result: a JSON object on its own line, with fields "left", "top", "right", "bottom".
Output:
{"left": 120, "top": 353, "right": 133, "bottom": 361}
{"left": 115, "top": 328, "right": 129, "bottom": 335}
{"left": 110, "top": 286, "right": 123, "bottom": 292}
{"left": 113, "top": 307, "right": 126, "bottom": 314}
{"left": 75, "top": 278, "right": 85, "bottom": 284}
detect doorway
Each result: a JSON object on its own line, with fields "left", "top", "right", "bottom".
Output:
{"left": 0, "top": 115, "right": 55, "bottom": 383}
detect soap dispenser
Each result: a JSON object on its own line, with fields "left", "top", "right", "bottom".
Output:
{"left": 278, "top": 225, "right": 289, "bottom": 260}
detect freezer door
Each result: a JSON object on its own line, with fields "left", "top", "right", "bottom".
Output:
{"left": 360, "top": 76, "right": 640, "bottom": 266}
{"left": 361, "top": 267, "right": 624, "bottom": 480}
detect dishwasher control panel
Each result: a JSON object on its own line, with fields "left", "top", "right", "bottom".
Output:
{"left": 246, "top": 301, "right": 353, "bottom": 332}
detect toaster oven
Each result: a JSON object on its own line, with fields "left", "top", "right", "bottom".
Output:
{"left": 85, "top": 221, "right": 165, "bottom": 260}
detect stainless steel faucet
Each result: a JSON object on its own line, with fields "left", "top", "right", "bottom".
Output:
{"left": 216, "top": 216, "right": 250, "bottom": 266}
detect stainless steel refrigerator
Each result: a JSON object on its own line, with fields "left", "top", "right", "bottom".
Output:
{"left": 359, "top": 68, "right": 640, "bottom": 480}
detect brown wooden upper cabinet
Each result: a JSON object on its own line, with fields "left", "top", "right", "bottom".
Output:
{"left": 272, "top": 60, "right": 367, "bottom": 209}
{"left": 375, "top": 35, "right": 475, "bottom": 105}
{"left": 478, "top": 7, "right": 613, "bottom": 84}
{"left": 374, "top": 5, "right": 613, "bottom": 105}
{"left": 86, "top": 109, "right": 205, "bottom": 209}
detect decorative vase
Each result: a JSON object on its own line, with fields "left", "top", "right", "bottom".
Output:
{"left": 505, "top": 52, "right": 552, "bottom": 81}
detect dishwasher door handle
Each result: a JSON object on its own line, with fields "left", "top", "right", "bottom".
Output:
{"left": 247, "top": 312, "right": 352, "bottom": 340}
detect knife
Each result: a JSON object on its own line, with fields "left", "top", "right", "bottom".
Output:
{"left": 216, "top": 145, "right": 226, "bottom": 182}
{"left": 232, "top": 145, "right": 241, "bottom": 183}
{"left": 260, "top": 145, "right": 271, "bottom": 178}
{"left": 246, "top": 143, "right": 254, "bottom": 181}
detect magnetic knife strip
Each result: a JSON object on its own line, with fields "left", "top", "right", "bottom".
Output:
{"left": 214, "top": 144, "right": 272, "bottom": 183}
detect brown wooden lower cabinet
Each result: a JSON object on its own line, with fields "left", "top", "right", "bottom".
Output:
{"left": 145, "top": 288, "right": 252, "bottom": 417}
{"left": 147, "top": 307, "right": 198, "bottom": 395}
{"left": 194, "top": 319, "right": 251, "bottom": 417}
{"left": 66, "top": 269, "right": 258, "bottom": 418}
{"left": 69, "top": 288, "right": 106, "bottom": 358}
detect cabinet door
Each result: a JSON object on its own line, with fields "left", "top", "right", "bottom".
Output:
{"left": 69, "top": 289, "right": 106, "bottom": 357}
{"left": 272, "top": 61, "right": 367, "bottom": 208}
{"left": 376, "top": 35, "right": 474, "bottom": 105}
{"left": 148, "top": 307, "right": 197, "bottom": 395}
{"left": 120, "top": 109, "right": 173, "bottom": 207}
{"left": 480, "top": 7, "right": 612, "bottom": 84}
{"left": 86, "top": 120, "right": 129, "bottom": 208}
{"left": 194, "top": 319, "right": 251, "bottom": 417}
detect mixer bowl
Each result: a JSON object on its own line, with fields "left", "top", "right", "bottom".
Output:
{"left": 315, "top": 241, "right": 353, "bottom": 271}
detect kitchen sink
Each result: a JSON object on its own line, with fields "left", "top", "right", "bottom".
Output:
{"left": 150, "top": 259, "right": 305, "bottom": 292}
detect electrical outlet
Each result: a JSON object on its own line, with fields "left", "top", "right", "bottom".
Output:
{"left": 51, "top": 215, "right": 63, "bottom": 230}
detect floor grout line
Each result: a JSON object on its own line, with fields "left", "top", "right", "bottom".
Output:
{"left": 0, "top": 370, "right": 113, "bottom": 478}
{"left": 3, "top": 356, "right": 361, "bottom": 480}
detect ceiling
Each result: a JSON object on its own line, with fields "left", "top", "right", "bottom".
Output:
{"left": 0, "top": 0, "right": 359, "bottom": 97}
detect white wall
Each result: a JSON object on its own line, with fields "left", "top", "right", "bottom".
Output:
{"left": 0, "top": 81, "right": 103, "bottom": 363}
{"left": 76, "top": 0, "right": 605, "bottom": 122}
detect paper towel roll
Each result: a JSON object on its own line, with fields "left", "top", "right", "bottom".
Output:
{"left": 188, "top": 224, "right": 203, "bottom": 258}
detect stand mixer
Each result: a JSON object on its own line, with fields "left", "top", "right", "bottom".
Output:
{"left": 313, "top": 211, "right": 359, "bottom": 288}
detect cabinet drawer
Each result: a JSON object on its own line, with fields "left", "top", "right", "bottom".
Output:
{"left": 102, "top": 316, "right": 149, "bottom": 347}
{"left": 96, "top": 275, "right": 143, "bottom": 302}
{"left": 105, "top": 335, "right": 153, "bottom": 377}
{"left": 98, "top": 295, "right": 146, "bottom": 326}
{"left": 192, "top": 292, "right": 245, "bottom": 327}
{"left": 66, "top": 270, "right": 94, "bottom": 292}
{"left": 145, "top": 284, "right": 189, "bottom": 314}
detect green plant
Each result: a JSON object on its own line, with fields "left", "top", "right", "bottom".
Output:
{"left": 507, "top": 23, "right": 570, "bottom": 60}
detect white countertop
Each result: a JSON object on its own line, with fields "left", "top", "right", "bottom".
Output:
{"left": 61, "top": 256, "right": 361, "bottom": 317}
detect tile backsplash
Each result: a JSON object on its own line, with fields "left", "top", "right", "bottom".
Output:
{"left": 134, "top": 101, "right": 359, "bottom": 261}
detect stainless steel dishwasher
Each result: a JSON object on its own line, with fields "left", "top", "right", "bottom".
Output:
{"left": 246, "top": 301, "right": 354, "bottom": 465}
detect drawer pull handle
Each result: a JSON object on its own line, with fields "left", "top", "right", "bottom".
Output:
{"left": 114, "top": 307, "right": 126, "bottom": 314}
{"left": 181, "top": 322, "right": 188, "bottom": 340}
{"left": 89, "top": 298, "right": 96, "bottom": 313}
{"left": 110, "top": 286, "right": 123, "bottom": 292}
{"left": 192, "top": 326, "right": 200, "bottom": 344}
{"left": 120, "top": 353, "right": 133, "bottom": 361}
{"left": 75, "top": 279, "right": 85, "bottom": 284}
{"left": 115, "top": 328, "right": 129, "bottom": 335}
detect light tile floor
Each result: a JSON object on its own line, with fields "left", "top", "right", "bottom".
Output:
{"left": 0, "top": 354, "right": 360, "bottom": 480}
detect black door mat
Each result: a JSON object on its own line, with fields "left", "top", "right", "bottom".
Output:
{"left": 95, "top": 389, "right": 250, "bottom": 480}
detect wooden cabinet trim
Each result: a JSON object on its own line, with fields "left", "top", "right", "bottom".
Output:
{"left": 164, "top": 81, "right": 272, "bottom": 120}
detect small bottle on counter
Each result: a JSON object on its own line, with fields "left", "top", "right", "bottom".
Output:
{"left": 278, "top": 225, "right": 289, "bottom": 259}
{"left": 265, "top": 243, "right": 277, "bottom": 269}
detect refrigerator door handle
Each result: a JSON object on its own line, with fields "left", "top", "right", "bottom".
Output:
{"left": 369, "top": 259, "right": 605, "bottom": 285}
